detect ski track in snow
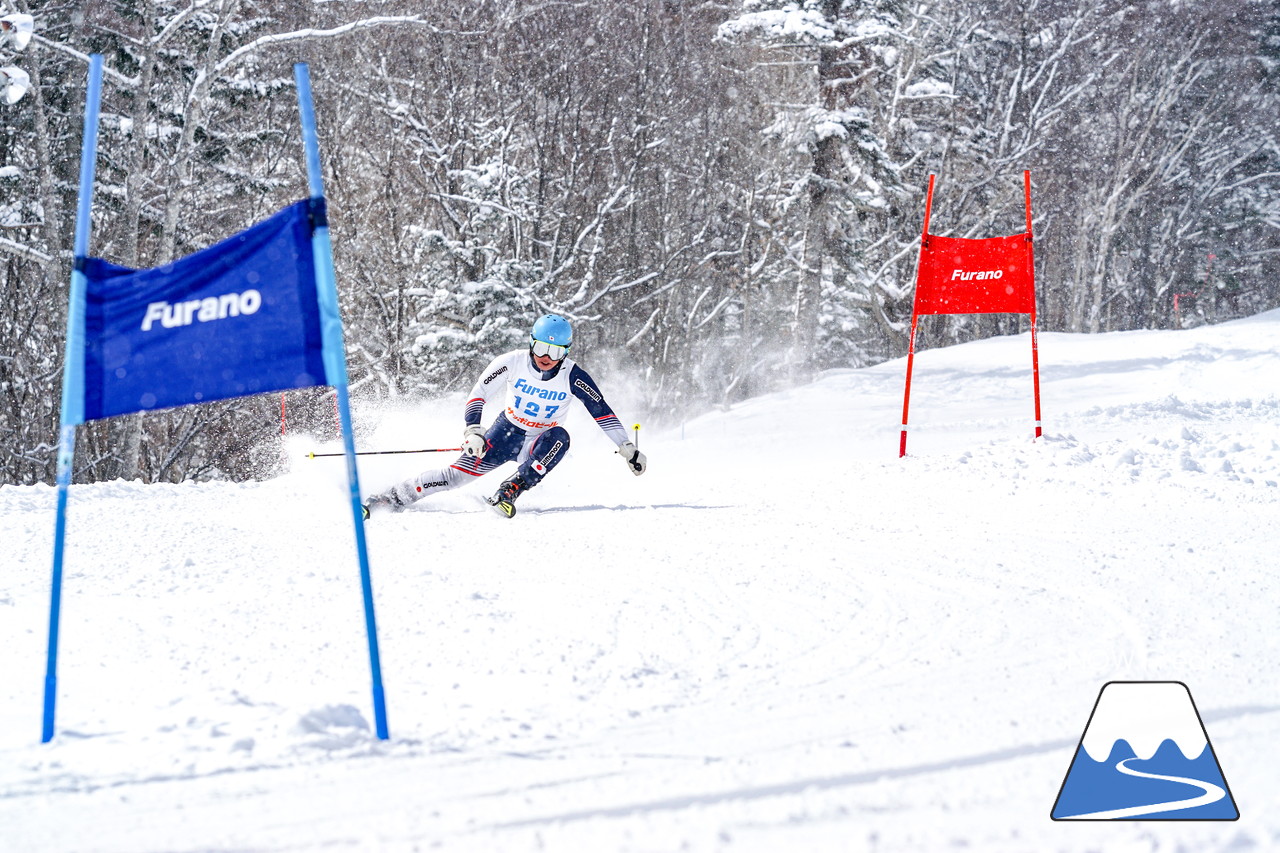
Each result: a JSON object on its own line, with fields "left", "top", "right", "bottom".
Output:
{"left": 2, "top": 313, "right": 1280, "bottom": 851}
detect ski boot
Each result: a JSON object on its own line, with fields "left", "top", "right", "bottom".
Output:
{"left": 486, "top": 474, "right": 528, "bottom": 518}
{"left": 362, "top": 490, "right": 406, "bottom": 520}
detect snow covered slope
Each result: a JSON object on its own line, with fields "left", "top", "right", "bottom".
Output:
{"left": 3, "top": 312, "right": 1279, "bottom": 852}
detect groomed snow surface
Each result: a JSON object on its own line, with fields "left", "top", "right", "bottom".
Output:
{"left": 3, "top": 312, "right": 1280, "bottom": 852}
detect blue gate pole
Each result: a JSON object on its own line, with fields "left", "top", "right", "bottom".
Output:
{"left": 44, "top": 54, "right": 104, "bottom": 743}
{"left": 293, "top": 63, "right": 389, "bottom": 740}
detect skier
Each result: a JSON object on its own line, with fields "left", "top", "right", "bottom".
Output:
{"left": 363, "top": 314, "right": 647, "bottom": 518}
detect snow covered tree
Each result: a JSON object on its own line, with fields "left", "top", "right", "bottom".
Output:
{"left": 0, "top": 2, "right": 447, "bottom": 484}
{"left": 717, "top": 1, "right": 956, "bottom": 373}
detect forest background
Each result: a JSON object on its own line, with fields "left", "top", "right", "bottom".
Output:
{"left": 1, "top": 0, "right": 1277, "bottom": 485}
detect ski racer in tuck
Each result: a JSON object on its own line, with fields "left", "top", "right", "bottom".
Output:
{"left": 363, "top": 314, "right": 647, "bottom": 518}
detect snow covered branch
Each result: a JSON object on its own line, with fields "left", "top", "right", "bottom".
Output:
{"left": 211, "top": 16, "right": 445, "bottom": 77}
{"left": 0, "top": 236, "right": 51, "bottom": 265}
{"left": 31, "top": 35, "right": 138, "bottom": 87}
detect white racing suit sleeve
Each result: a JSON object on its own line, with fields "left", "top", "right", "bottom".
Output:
{"left": 465, "top": 352, "right": 515, "bottom": 426}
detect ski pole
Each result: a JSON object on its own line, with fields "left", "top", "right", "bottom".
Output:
{"left": 305, "top": 447, "right": 461, "bottom": 459}
{"left": 633, "top": 423, "right": 640, "bottom": 447}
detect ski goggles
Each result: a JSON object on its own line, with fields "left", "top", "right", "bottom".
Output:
{"left": 530, "top": 338, "right": 570, "bottom": 360}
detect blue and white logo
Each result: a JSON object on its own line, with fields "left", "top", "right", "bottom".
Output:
{"left": 1051, "top": 681, "right": 1238, "bottom": 820}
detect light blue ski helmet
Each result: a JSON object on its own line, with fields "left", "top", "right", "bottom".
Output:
{"left": 530, "top": 314, "right": 573, "bottom": 348}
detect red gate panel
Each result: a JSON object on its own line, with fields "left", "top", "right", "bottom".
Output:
{"left": 914, "top": 233, "right": 1035, "bottom": 315}
{"left": 900, "top": 171, "right": 1042, "bottom": 457}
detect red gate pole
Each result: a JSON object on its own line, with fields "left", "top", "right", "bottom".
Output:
{"left": 900, "top": 174, "right": 936, "bottom": 458}
{"left": 900, "top": 315, "right": 921, "bottom": 457}
{"left": 921, "top": 173, "right": 936, "bottom": 244}
{"left": 1024, "top": 170, "right": 1042, "bottom": 439}
{"left": 1030, "top": 314, "right": 1042, "bottom": 438}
